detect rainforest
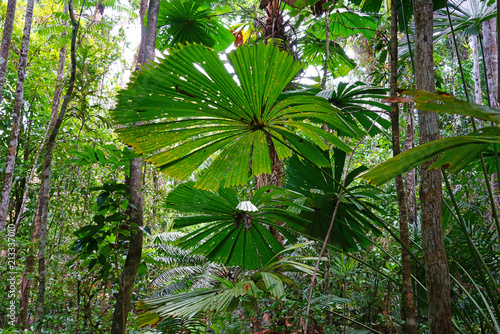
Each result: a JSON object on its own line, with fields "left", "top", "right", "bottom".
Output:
{"left": 0, "top": 0, "right": 499, "bottom": 333}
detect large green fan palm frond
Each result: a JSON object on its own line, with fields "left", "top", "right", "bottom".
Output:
{"left": 165, "top": 181, "right": 308, "bottom": 269}
{"left": 157, "top": 0, "right": 234, "bottom": 51}
{"left": 114, "top": 43, "right": 359, "bottom": 190}
{"left": 316, "top": 81, "right": 391, "bottom": 136}
{"left": 284, "top": 149, "right": 383, "bottom": 250}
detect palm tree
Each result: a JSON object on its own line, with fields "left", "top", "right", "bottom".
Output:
{"left": 113, "top": 43, "right": 360, "bottom": 191}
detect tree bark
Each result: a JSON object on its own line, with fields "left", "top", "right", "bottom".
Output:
{"left": 110, "top": 0, "right": 159, "bottom": 332}
{"left": 0, "top": 0, "right": 35, "bottom": 231}
{"left": 472, "top": 36, "right": 482, "bottom": 105}
{"left": 32, "top": 2, "right": 79, "bottom": 332}
{"left": 404, "top": 103, "right": 416, "bottom": 228}
{"left": 0, "top": 0, "right": 17, "bottom": 104}
{"left": 389, "top": 1, "right": 417, "bottom": 332}
{"left": 413, "top": 0, "right": 454, "bottom": 332}
{"left": 482, "top": 18, "right": 498, "bottom": 108}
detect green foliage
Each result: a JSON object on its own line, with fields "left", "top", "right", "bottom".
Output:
{"left": 165, "top": 181, "right": 307, "bottom": 269}
{"left": 114, "top": 43, "right": 360, "bottom": 190}
{"left": 70, "top": 182, "right": 131, "bottom": 279}
{"left": 135, "top": 242, "right": 322, "bottom": 328}
{"left": 362, "top": 90, "right": 500, "bottom": 185}
{"left": 285, "top": 149, "right": 383, "bottom": 250}
{"left": 156, "top": 0, "right": 234, "bottom": 51}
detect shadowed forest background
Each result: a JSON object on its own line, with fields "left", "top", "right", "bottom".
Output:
{"left": 1, "top": 0, "right": 500, "bottom": 333}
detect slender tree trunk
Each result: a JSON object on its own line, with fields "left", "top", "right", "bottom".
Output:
{"left": 472, "top": 36, "right": 482, "bottom": 105}
{"left": 413, "top": 0, "right": 454, "bottom": 332}
{"left": 18, "top": 27, "right": 68, "bottom": 330}
{"left": 33, "top": 3, "right": 78, "bottom": 332}
{"left": 482, "top": 18, "right": 498, "bottom": 108}
{"left": 390, "top": 2, "right": 417, "bottom": 333}
{"left": 110, "top": 0, "right": 159, "bottom": 332}
{"left": 0, "top": 0, "right": 17, "bottom": 104}
{"left": 404, "top": 103, "right": 416, "bottom": 228}
{"left": 321, "top": 7, "right": 330, "bottom": 90}
{"left": 0, "top": 0, "right": 35, "bottom": 231}
{"left": 14, "top": 42, "right": 67, "bottom": 232}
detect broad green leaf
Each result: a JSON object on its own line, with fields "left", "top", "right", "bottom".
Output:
{"left": 361, "top": 127, "right": 500, "bottom": 185}
{"left": 284, "top": 151, "right": 383, "bottom": 250}
{"left": 166, "top": 182, "right": 308, "bottom": 269}
{"left": 157, "top": 0, "right": 234, "bottom": 52}
{"left": 114, "top": 43, "right": 355, "bottom": 190}
{"left": 399, "top": 90, "right": 500, "bottom": 124}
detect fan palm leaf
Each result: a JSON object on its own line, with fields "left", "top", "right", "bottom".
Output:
{"left": 156, "top": 0, "right": 234, "bottom": 51}
{"left": 113, "top": 43, "right": 360, "bottom": 190}
{"left": 284, "top": 149, "right": 383, "bottom": 250}
{"left": 165, "top": 181, "right": 309, "bottom": 269}
{"left": 316, "top": 81, "right": 391, "bottom": 136}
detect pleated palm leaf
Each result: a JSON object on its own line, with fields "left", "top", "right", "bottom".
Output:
{"left": 316, "top": 81, "right": 391, "bottom": 136}
{"left": 433, "top": 0, "right": 496, "bottom": 39}
{"left": 164, "top": 181, "right": 309, "bottom": 269}
{"left": 113, "top": 43, "right": 360, "bottom": 191}
{"left": 363, "top": 90, "right": 500, "bottom": 185}
{"left": 156, "top": 0, "right": 235, "bottom": 52}
{"left": 284, "top": 149, "right": 383, "bottom": 250}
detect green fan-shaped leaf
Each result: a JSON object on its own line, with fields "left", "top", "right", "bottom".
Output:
{"left": 165, "top": 182, "right": 307, "bottom": 269}
{"left": 114, "top": 43, "right": 356, "bottom": 190}
{"left": 316, "top": 81, "right": 391, "bottom": 136}
{"left": 285, "top": 150, "right": 382, "bottom": 250}
{"left": 157, "top": 0, "right": 234, "bottom": 51}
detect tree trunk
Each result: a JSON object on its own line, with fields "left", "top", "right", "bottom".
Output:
{"left": 390, "top": 1, "right": 417, "bottom": 332}
{"left": 404, "top": 103, "right": 416, "bottom": 228}
{"left": 472, "top": 36, "right": 482, "bottom": 105}
{"left": 482, "top": 18, "right": 498, "bottom": 108}
{"left": 0, "top": 0, "right": 35, "bottom": 231}
{"left": 413, "top": 0, "right": 454, "bottom": 332}
{"left": 0, "top": 0, "right": 17, "bottom": 104}
{"left": 110, "top": 0, "right": 159, "bottom": 332}
{"left": 33, "top": 2, "right": 79, "bottom": 332}
{"left": 14, "top": 40, "right": 67, "bottom": 232}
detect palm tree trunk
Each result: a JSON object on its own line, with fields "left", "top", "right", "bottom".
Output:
{"left": 110, "top": 0, "right": 159, "bottom": 332}
{"left": 0, "top": 0, "right": 17, "bottom": 104}
{"left": 32, "top": 3, "right": 79, "bottom": 332}
{"left": 0, "top": 0, "right": 35, "bottom": 232}
{"left": 414, "top": 0, "right": 454, "bottom": 332}
{"left": 390, "top": 1, "right": 417, "bottom": 332}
